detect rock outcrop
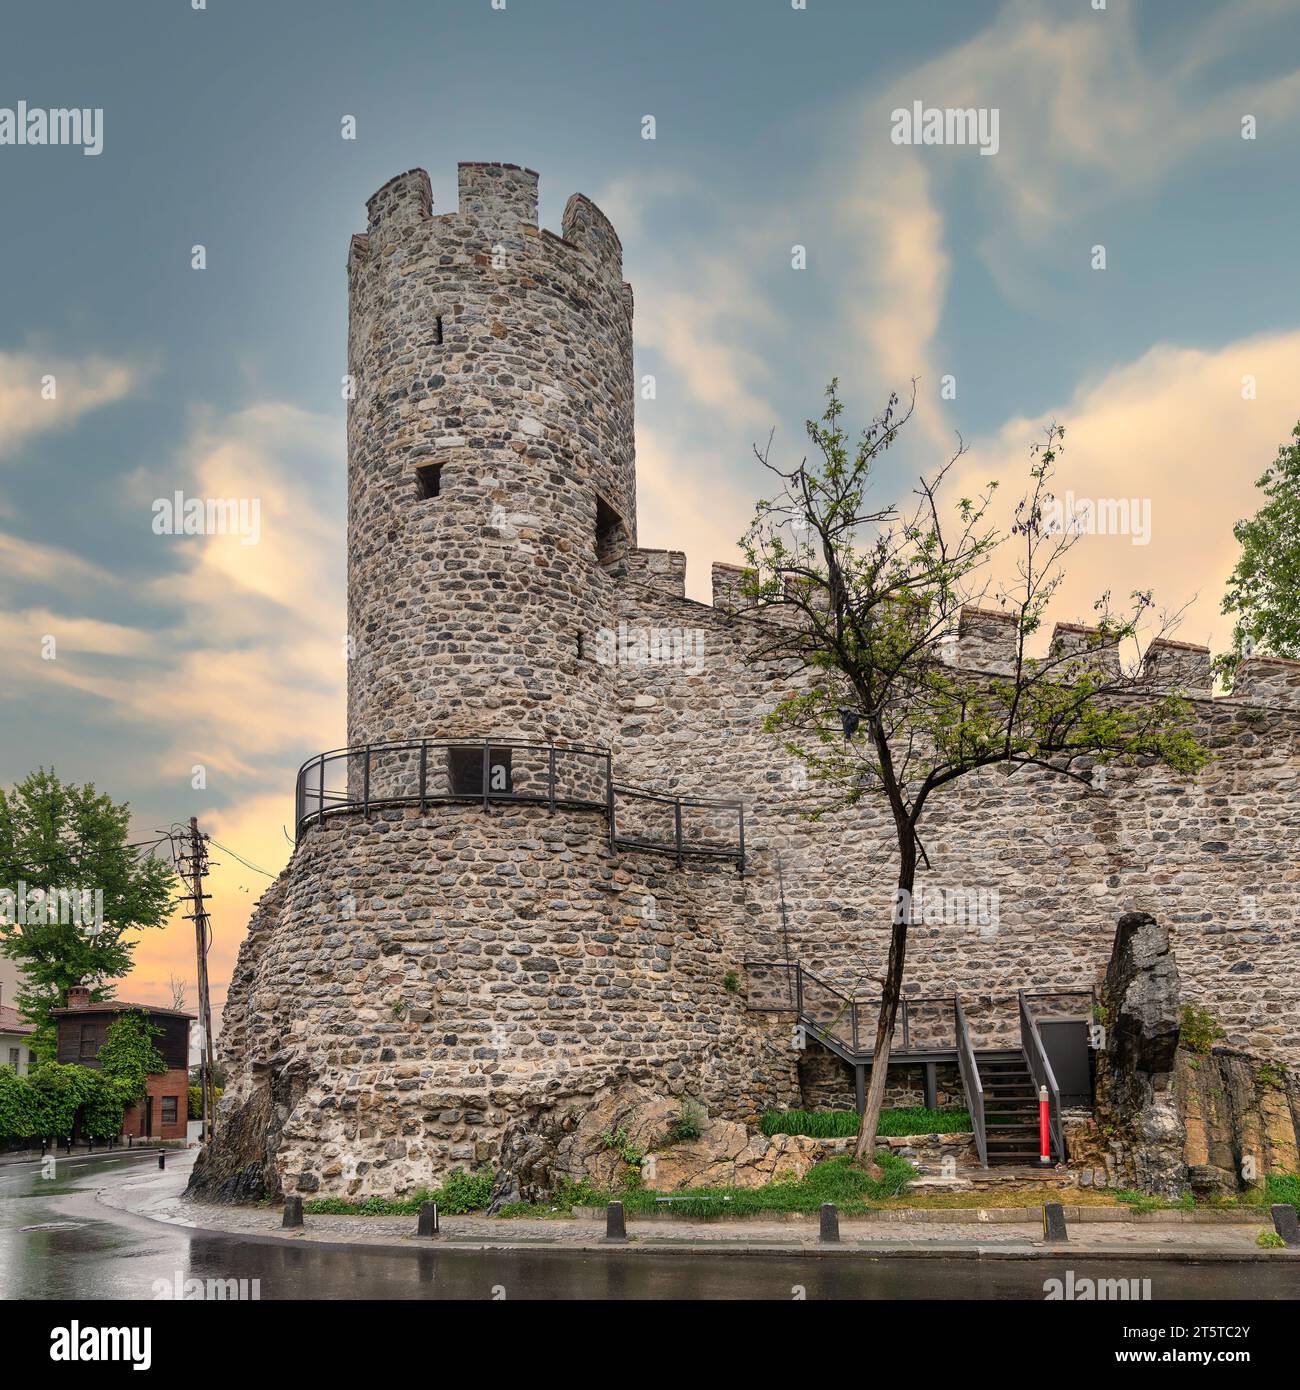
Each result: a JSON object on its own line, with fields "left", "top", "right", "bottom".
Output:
{"left": 1178, "top": 1047, "right": 1300, "bottom": 1197}
{"left": 1094, "top": 910, "right": 1188, "bottom": 1197}
{"left": 487, "top": 1079, "right": 820, "bottom": 1209}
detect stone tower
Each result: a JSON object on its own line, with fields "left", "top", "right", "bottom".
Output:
{"left": 196, "top": 159, "right": 1300, "bottom": 1209}
{"left": 346, "top": 162, "right": 636, "bottom": 749}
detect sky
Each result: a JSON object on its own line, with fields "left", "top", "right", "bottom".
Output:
{"left": 2, "top": 0, "right": 1299, "bottom": 1026}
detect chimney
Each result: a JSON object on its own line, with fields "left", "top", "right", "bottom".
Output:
{"left": 65, "top": 985, "right": 92, "bottom": 1010}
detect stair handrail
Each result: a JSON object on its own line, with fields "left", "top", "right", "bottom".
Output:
{"left": 1018, "top": 989, "right": 1064, "bottom": 1163}
{"left": 953, "top": 995, "right": 987, "bottom": 1168}
{"left": 792, "top": 963, "right": 858, "bottom": 1051}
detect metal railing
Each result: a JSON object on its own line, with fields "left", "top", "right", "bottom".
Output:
{"left": 1019, "top": 989, "right": 1064, "bottom": 1163}
{"left": 744, "top": 961, "right": 958, "bottom": 1057}
{"left": 293, "top": 737, "right": 745, "bottom": 869}
{"left": 954, "top": 995, "right": 988, "bottom": 1167}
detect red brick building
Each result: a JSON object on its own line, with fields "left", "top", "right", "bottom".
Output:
{"left": 50, "top": 986, "right": 194, "bottom": 1141}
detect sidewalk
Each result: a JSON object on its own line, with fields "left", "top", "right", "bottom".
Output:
{"left": 100, "top": 1152, "right": 1299, "bottom": 1262}
{"left": 0, "top": 1141, "right": 174, "bottom": 1167}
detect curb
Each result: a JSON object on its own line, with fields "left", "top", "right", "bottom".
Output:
{"left": 99, "top": 1192, "right": 1297, "bottom": 1265}
{"left": 572, "top": 1204, "right": 1264, "bottom": 1226}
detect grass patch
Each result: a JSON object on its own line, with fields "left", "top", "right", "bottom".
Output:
{"left": 1264, "top": 1172, "right": 1300, "bottom": 1208}
{"left": 1114, "top": 1187, "right": 1196, "bottom": 1214}
{"left": 1257, "top": 1230, "right": 1286, "bottom": 1249}
{"left": 303, "top": 1166, "right": 493, "bottom": 1217}
{"left": 760, "top": 1106, "right": 972, "bottom": 1138}
{"left": 497, "top": 1152, "right": 915, "bottom": 1220}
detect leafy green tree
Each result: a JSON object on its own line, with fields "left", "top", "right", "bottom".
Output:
{"left": 0, "top": 769, "right": 176, "bottom": 1056}
{"left": 1214, "top": 422, "right": 1300, "bottom": 685}
{"left": 740, "top": 383, "right": 1208, "bottom": 1174}
{"left": 78, "top": 1070, "right": 126, "bottom": 1141}
{"left": 98, "top": 1011, "right": 167, "bottom": 1107}
{"left": 0, "top": 1064, "right": 40, "bottom": 1140}
{"left": 22, "top": 1062, "right": 124, "bottom": 1142}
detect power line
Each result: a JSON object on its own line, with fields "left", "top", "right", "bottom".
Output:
{"left": 205, "top": 836, "right": 278, "bottom": 880}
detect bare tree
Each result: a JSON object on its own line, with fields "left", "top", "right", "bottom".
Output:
{"left": 168, "top": 973, "right": 188, "bottom": 1013}
{"left": 740, "top": 381, "right": 1207, "bottom": 1174}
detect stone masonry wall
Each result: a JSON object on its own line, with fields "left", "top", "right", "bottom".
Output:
{"left": 201, "top": 161, "right": 1300, "bottom": 1203}
{"left": 212, "top": 802, "right": 796, "bottom": 1198}
{"left": 610, "top": 561, "right": 1300, "bottom": 1064}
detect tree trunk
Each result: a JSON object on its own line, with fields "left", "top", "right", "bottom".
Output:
{"left": 852, "top": 855, "right": 915, "bottom": 1176}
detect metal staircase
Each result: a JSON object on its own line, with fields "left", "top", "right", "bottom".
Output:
{"left": 745, "top": 961, "right": 1091, "bottom": 1167}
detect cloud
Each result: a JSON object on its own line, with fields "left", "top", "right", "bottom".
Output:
{"left": 0, "top": 349, "right": 141, "bottom": 458}
{"left": 950, "top": 328, "right": 1300, "bottom": 656}
{"left": 1, "top": 401, "right": 346, "bottom": 1022}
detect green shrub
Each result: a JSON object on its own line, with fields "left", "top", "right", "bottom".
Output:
{"left": 1265, "top": 1172, "right": 1300, "bottom": 1208}
{"left": 0, "top": 1065, "right": 40, "bottom": 1139}
{"left": 1257, "top": 1230, "right": 1285, "bottom": 1249}
{"left": 1255, "top": 1062, "right": 1288, "bottom": 1091}
{"left": 1179, "top": 1004, "right": 1225, "bottom": 1057}
{"left": 437, "top": 1167, "right": 494, "bottom": 1214}
{"left": 303, "top": 1168, "right": 495, "bottom": 1217}
{"left": 722, "top": 971, "right": 739, "bottom": 993}
{"left": 187, "top": 1084, "right": 224, "bottom": 1120}
{"left": 665, "top": 1100, "right": 704, "bottom": 1144}
{"left": 599, "top": 1125, "right": 644, "bottom": 1166}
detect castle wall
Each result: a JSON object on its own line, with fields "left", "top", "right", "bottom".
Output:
{"left": 610, "top": 558, "right": 1300, "bottom": 1064}
{"left": 201, "top": 161, "right": 1300, "bottom": 1203}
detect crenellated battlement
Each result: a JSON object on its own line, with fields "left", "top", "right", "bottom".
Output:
{"left": 1140, "top": 636, "right": 1213, "bottom": 694}
{"left": 353, "top": 163, "right": 624, "bottom": 297}
{"left": 1229, "top": 654, "right": 1300, "bottom": 709}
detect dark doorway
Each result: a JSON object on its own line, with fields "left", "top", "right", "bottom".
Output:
{"left": 447, "top": 747, "right": 513, "bottom": 797}
{"left": 143, "top": 1098, "right": 153, "bottom": 1138}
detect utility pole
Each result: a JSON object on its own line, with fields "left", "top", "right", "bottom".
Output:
{"left": 179, "top": 817, "right": 217, "bottom": 1146}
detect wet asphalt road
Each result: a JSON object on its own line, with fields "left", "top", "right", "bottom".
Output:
{"left": 1, "top": 1153, "right": 1297, "bottom": 1300}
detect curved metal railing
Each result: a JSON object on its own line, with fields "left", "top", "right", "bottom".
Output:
{"left": 294, "top": 737, "right": 744, "bottom": 870}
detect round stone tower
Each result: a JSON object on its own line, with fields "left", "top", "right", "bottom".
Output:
{"left": 345, "top": 162, "right": 636, "bottom": 749}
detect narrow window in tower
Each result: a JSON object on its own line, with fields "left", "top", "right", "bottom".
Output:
{"left": 415, "top": 462, "right": 442, "bottom": 500}
{"left": 595, "top": 494, "right": 626, "bottom": 567}
{"left": 434, "top": 315, "right": 444, "bottom": 345}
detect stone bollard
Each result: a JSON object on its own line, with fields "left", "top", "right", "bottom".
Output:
{"left": 158, "top": 1152, "right": 166, "bottom": 1170}
{"left": 819, "top": 1203, "right": 840, "bottom": 1244}
{"left": 602, "top": 1200, "right": 628, "bottom": 1245}
{"left": 1042, "top": 1202, "right": 1068, "bottom": 1243}
{"left": 282, "top": 1196, "right": 304, "bottom": 1229}
{"left": 417, "top": 1201, "right": 440, "bottom": 1238}
{"left": 1271, "top": 1204, "right": 1300, "bottom": 1247}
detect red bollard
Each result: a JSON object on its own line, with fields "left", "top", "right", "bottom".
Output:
{"left": 1038, "top": 1085, "right": 1051, "bottom": 1165}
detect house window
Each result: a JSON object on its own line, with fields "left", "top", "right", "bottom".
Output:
{"left": 79, "top": 1023, "right": 98, "bottom": 1058}
{"left": 415, "top": 462, "right": 442, "bottom": 499}
{"left": 161, "top": 1096, "right": 178, "bottom": 1125}
{"left": 6, "top": 1048, "right": 17, "bottom": 1067}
